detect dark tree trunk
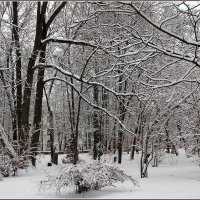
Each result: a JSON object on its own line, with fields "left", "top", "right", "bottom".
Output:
{"left": 43, "top": 85, "right": 57, "bottom": 165}
{"left": 117, "top": 76, "right": 127, "bottom": 164}
{"left": 111, "top": 119, "right": 117, "bottom": 153}
{"left": 93, "top": 85, "right": 101, "bottom": 160}
{"left": 48, "top": 110, "right": 55, "bottom": 164}
{"left": 30, "top": 3, "right": 49, "bottom": 165}
{"left": 165, "top": 119, "right": 170, "bottom": 153}
{"left": 21, "top": 2, "right": 47, "bottom": 151}
{"left": 118, "top": 130, "right": 123, "bottom": 164}
{"left": 12, "top": 2, "right": 22, "bottom": 145}
{"left": 31, "top": 34, "right": 47, "bottom": 157}
{"left": 30, "top": 1, "right": 67, "bottom": 161}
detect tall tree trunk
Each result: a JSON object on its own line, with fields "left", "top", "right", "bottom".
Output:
{"left": 65, "top": 79, "right": 77, "bottom": 164}
{"left": 12, "top": 2, "right": 22, "bottom": 146}
{"left": 64, "top": 44, "right": 78, "bottom": 165}
{"left": 93, "top": 84, "right": 101, "bottom": 160}
{"left": 21, "top": 2, "right": 46, "bottom": 151}
{"left": 130, "top": 102, "right": 142, "bottom": 160}
{"left": 30, "top": 6, "right": 48, "bottom": 165}
{"left": 31, "top": 32, "right": 47, "bottom": 159}
{"left": 30, "top": 2, "right": 66, "bottom": 165}
{"left": 70, "top": 76, "right": 78, "bottom": 164}
{"left": 44, "top": 87, "right": 55, "bottom": 164}
{"left": 117, "top": 77, "right": 127, "bottom": 164}
{"left": 165, "top": 119, "right": 170, "bottom": 153}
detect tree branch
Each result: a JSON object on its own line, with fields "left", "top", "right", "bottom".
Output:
{"left": 46, "top": 2, "right": 67, "bottom": 29}
{"left": 129, "top": 3, "right": 200, "bottom": 47}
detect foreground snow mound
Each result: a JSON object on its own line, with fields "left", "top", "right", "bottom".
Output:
{"left": 40, "top": 161, "right": 139, "bottom": 194}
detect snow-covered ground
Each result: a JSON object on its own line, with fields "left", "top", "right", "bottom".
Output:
{"left": 1, "top": 149, "right": 200, "bottom": 199}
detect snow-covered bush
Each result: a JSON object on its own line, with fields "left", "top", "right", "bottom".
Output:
{"left": 40, "top": 161, "right": 139, "bottom": 193}
{"left": 0, "top": 154, "right": 30, "bottom": 177}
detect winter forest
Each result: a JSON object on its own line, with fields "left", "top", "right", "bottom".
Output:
{"left": 1, "top": 1, "right": 200, "bottom": 199}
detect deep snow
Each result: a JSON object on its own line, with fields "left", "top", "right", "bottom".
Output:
{"left": 0, "top": 149, "right": 200, "bottom": 199}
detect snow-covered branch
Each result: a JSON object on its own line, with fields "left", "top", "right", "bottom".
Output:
{"left": 41, "top": 38, "right": 97, "bottom": 48}
{"left": 35, "top": 63, "right": 139, "bottom": 98}
{"left": 140, "top": 78, "right": 199, "bottom": 89}
{"left": 44, "top": 77, "right": 136, "bottom": 137}
{"left": 129, "top": 3, "right": 200, "bottom": 47}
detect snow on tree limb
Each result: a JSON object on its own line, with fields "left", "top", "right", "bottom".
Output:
{"left": 114, "top": 19, "right": 200, "bottom": 69}
{"left": 129, "top": 3, "right": 200, "bottom": 47}
{"left": 140, "top": 78, "right": 199, "bottom": 89}
{"left": 35, "top": 63, "right": 139, "bottom": 98}
{"left": 41, "top": 38, "right": 97, "bottom": 48}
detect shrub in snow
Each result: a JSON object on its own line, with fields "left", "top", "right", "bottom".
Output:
{"left": 0, "top": 153, "right": 30, "bottom": 177}
{"left": 40, "top": 161, "right": 138, "bottom": 193}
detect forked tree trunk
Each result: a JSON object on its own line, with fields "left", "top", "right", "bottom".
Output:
{"left": 21, "top": 2, "right": 47, "bottom": 152}
{"left": 31, "top": 3, "right": 66, "bottom": 164}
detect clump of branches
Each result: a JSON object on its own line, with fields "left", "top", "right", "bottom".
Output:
{"left": 40, "top": 161, "right": 139, "bottom": 194}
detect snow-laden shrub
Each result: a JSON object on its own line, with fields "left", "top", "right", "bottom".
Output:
{"left": 0, "top": 154, "right": 29, "bottom": 177}
{"left": 40, "top": 161, "right": 139, "bottom": 193}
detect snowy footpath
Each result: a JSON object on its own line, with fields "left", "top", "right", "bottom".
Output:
{"left": 0, "top": 149, "right": 200, "bottom": 199}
